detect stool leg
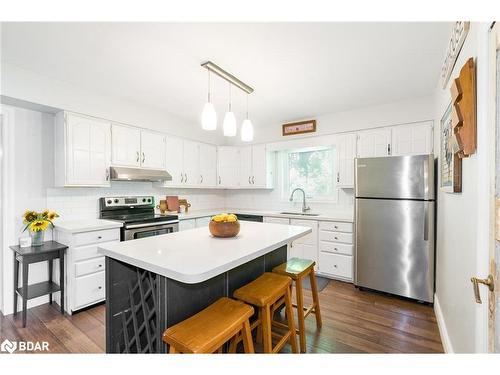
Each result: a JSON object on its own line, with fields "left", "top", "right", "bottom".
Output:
{"left": 309, "top": 271, "right": 322, "bottom": 329}
{"left": 255, "top": 309, "right": 263, "bottom": 344}
{"left": 261, "top": 305, "right": 273, "bottom": 353}
{"left": 169, "top": 346, "right": 178, "bottom": 354}
{"left": 284, "top": 285, "right": 298, "bottom": 353}
{"left": 228, "top": 336, "right": 238, "bottom": 353}
{"left": 241, "top": 320, "right": 255, "bottom": 354}
{"left": 295, "top": 277, "right": 306, "bottom": 353}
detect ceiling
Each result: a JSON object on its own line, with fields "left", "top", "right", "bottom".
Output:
{"left": 1, "top": 22, "right": 451, "bottom": 130}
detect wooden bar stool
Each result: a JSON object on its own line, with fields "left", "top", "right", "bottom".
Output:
{"left": 273, "top": 258, "right": 322, "bottom": 353}
{"left": 233, "top": 272, "right": 298, "bottom": 354}
{"left": 162, "top": 297, "right": 254, "bottom": 354}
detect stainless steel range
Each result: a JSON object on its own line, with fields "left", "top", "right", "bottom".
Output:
{"left": 99, "top": 196, "right": 179, "bottom": 241}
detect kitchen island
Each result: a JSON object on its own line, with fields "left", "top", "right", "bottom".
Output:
{"left": 98, "top": 221, "right": 311, "bottom": 353}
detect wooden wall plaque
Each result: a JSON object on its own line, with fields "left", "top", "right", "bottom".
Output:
{"left": 282, "top": 120, "right": 316, "bottom": 136}
{"left": 451, "top": 58, "right": 477, "bottom": 158}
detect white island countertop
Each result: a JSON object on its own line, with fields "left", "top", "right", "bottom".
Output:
{"left": 98, "top": 221, "right": 311, "bottom": 284}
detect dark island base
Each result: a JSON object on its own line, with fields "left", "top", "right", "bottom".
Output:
{"left": 105, "top": 245, "right": 287, "bottom": 353}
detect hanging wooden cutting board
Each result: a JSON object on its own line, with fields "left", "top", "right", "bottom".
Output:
{"left": 451, "top": 58, "right": 476, "bottom": 158}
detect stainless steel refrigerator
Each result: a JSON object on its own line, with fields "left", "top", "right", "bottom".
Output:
{"left": 354, "top": 154, "right": 435, "bottom": 303}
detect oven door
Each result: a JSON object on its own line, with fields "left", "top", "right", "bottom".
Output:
{"left": 123, "top": 220, "right": 179, "bottom": 241}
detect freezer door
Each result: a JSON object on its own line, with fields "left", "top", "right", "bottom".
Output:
{"left": 355, "top": 154, "right": 434, "bottom": 200}
{"left": 355, "top": 198, "right": 435, "bottom": 302}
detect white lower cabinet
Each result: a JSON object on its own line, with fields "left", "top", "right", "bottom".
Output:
{"left": 54, "top": 227, "right": 120, "bottom": 314}
{"left": 318, "top": 253, "right": 353, "bottom": 280}
{"left": 318, "top": 220, "right": 354, "bottom": 281}
{"left": 290, "top": 219, "right": 318, "bottom": 270}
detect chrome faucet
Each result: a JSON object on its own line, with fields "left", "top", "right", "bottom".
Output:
{"left": 289, "top": 188, "right": 310, "bottom": 213}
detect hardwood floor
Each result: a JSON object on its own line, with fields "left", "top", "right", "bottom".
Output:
{"left": 0, "top": 280, "right": 443, "bottom": 354}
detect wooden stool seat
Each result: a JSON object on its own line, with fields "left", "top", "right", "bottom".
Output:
{"left": 233, "top": 272, "right": 291, "bottom": 306}
{"left": 162, "top": 297, "right": 254, "bottom": 354}
{"left": 233, "top": 272, "right": 298, "bottom": 354}
{"left": 273, "top": 258, "right": 322, "bottom": 353}
{"left": 272, "top": 257, "right": 315, "bottom": 279}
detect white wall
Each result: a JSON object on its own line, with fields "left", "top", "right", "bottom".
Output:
{"left": 1, "top": 105, "right": 55, "bottom": 314}
{"left": 228, "top": 95, "right": 434, "bottom": 145}
{"left": 433, "top": 22, "right": 491, "bottom": 353}
{"left": 1, "top": 62, "right": 225, "bottom": 145}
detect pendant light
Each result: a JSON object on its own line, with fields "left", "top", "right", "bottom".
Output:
{"left": 223, "top": 83, "right": 237, "bottom": 137}
{"left": 241, "top": 94, "right": 254, "bottom": 142}
{"left": 201, "top": 70, "right": 217, "bottom": 130}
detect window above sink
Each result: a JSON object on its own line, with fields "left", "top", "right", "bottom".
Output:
{"left": 280, "top": 146, "right": 337, "bottom": 202}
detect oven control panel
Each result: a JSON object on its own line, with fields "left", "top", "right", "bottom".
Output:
{"left": 103, "top": 196, "right": 154, "bottom": 208}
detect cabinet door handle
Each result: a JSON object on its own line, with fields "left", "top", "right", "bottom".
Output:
{"left": 136, "top": 151, "right": 140, "bottom": 162}
{"left": 248, "top": 176, "right": 251, "bottom": 184}
{"left": 219, "top": 176, "right": 221, "bottom": 185}
{"left": 185, "top": 173, "right": 188, "bottom": 183}
{"left": 387, "top": 144, "right": 391, "bottom": 155}
{"left": 337, "top": 172, "right": 340, "bottom": 183}
{"left": 142, "top": 152, "right": 145, "bottom": 163}
{"left": 105, "top": 169, "right": 110, "bottom": 181}
{"left": 180, "top": 174, "right": 184, "bottom": 183}
{"left": 200, "top": 175, "right": 203, "bottom": 184}
{"left": 252, "top": 176, "right": 255, "bottom": 184}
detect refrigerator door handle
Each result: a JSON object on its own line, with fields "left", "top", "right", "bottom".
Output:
{"left": 423, "top": 158, "right": 429, "bottom": 200}
{"left": 424, "top": 202, "right": 429, "bottom": 241}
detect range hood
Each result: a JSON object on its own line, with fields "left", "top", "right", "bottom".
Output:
{"left": 109, "top": 166, "right": 172, "bottom": 182}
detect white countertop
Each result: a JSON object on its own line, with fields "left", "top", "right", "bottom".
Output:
{"left": 176, "top": 208, "right": 354, "bottom": 222}
{"left": 98, "top": 221, "right": 311, "bottom": 284}
{"left": 54, "top": 219, "right": 123, "bottom": 233}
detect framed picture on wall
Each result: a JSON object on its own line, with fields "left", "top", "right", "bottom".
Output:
{"left": 440, "top": 103, "right": 462, "bottom": 193}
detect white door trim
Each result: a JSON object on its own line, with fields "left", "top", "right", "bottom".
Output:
{"left": 434, "top": 293, "right": 454, "bottom": 353}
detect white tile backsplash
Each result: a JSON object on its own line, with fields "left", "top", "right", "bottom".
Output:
{"left": 46, "top": 182, "right": 226, "bottom": 220}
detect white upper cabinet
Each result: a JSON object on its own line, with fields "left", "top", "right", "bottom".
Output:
{"left": 165, "top": 135, "right": 184, "bottom": 185}
{"left": 217, "top": 146, "right": 241, "bottom": 188}
{"left": 112, "top": 124, "right": 166, "bottom": 169}
{"left": 239, "top": 146, "right": 253, "bottom": 187}
{"left": 163, "top": 138, "right": 217, "bottom": 187}
{"left": 55, "top": 112, "right": 111, "bottom": 187}
{"left": 238, "top": 144, "right": 274, "bottom": 189}
{"left": 199, "top": 143, "right": 217, "bottom": 187}
{"left": 391, "top": 121, "right": 433, "bottom": 156}
{"left": 252, "top": 144, "right": 274, "bottom": 188}
{"left": 356, "top": 128, "right": 392, "bottom": 158}
{"left": 140, "top": 130, "right": 166, "bottom": 169}
{"left": 111, "top": 124, "right": 141, "bottom": 167}
{"left": 182, "top": 140, "right": 200, "bottom": 186}
{"left": 336, "top": 133, "right": 357, "bottom": 188}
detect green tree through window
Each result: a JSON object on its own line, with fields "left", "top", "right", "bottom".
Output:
{"left": 284, "top": 147, "right": 335, "bottom": 200}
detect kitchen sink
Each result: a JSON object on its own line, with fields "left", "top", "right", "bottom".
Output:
{"left": 279, "top": 212, "right": 320, "bottom": 216}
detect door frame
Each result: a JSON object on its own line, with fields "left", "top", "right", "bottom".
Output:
{"left": 488, "top": 21, "right": 500, "bottom": 353}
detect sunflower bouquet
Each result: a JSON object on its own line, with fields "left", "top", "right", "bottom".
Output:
{"left": 22, "top": 209, "right": 59, "bottom": 246}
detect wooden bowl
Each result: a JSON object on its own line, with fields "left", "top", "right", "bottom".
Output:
{"left": 209, "top": 220, "right": 240, "bottom": 238}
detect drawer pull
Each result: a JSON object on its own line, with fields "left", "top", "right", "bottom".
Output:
{"left": 97, "top": 236, "right": 102, "bottom": 239}
{"left": 98, "top": 286, "right": 102, "bottom": 290}
{"left": 334, "top": 236, "right": 338, "bottom": 240}
{"left": 98, "top": 264, "right": 103, "bottom": 268}
{"left": 334, "top": 248, "right": 338, "bottom": 251}
{"left": 334, "top": 226, "right": 338, "bottom": 229}
{"left": 334, "top": 265, "right": 338, "bottom": 268}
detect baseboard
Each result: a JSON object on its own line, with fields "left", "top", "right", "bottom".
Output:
{"left": 434, "top": 293, "right": 454, "bottom": 353}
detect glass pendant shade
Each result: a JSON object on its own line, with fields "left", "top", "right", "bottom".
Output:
{"left": 223, "top": 111, "right": 237, "bottom": 137}
{"left": 241, "top": 118, "right": 254, "bottom": 142}
{"left": 201, "top": 102, "right": 217, "bottom": 130}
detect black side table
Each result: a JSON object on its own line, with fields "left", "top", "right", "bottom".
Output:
{"left": 10, "top": 241, "right": 67, "bottom": 327}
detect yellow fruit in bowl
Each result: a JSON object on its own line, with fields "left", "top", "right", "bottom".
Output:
{"left": 211, "top": 213, "right": 239, "bottom": 223}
